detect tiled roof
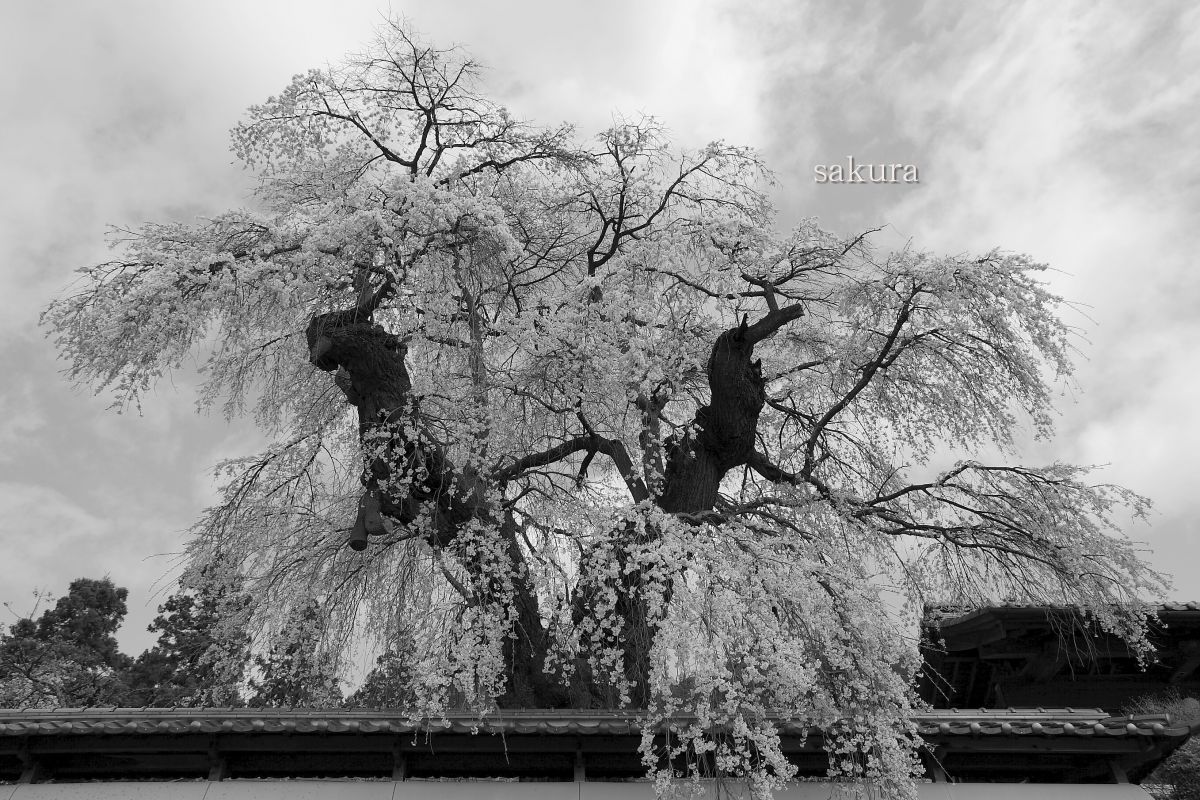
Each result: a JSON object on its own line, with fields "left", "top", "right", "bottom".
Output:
{"left": 0, "top": 707, "right": 1193, "bottom": 740}
{"left": 1, "top": 708, "right": 1192, "bottom": 785}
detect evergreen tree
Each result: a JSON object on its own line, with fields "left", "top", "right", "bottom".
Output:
{"left": 344, "top": 646, "right": 416, "bottom": 709}
{"left": 0, "top": 578, "right": 132, "bottom": 707}
{"left": 247, "top": 600, "right": 341, "bottom": 708}
{"left": 123, "top": 558, "right": 252, "bottom": 707}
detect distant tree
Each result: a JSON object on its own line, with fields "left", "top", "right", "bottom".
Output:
{"left": 123, "top": 558, "right": 252, "bottom": 707}
{"left": 344, "top": 644, "right": 417, "bottom": 709}
{"left": 121, "top": 647, "right": 181, "bottom": 707}
{"left": 247, "top": 600, "right": 342, "bottom": 708}
{"left": 42, "top": 15, "right": 1168, "bottom": 795}
{"left": 0, "top": 579, "right": 132, "bottom": 707}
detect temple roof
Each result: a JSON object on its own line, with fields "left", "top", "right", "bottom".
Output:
{"left": 0, "top": 706, "right": 1193, "bottom": 740}
{"left": 0, "top": 707, "right": 1194, "bottom": 785}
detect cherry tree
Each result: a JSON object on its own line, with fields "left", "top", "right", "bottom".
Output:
{"left": 43, "top": 19, "right": 1165, "bottom": 795}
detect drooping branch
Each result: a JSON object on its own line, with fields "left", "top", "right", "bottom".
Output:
{"left": 801, "top": 283, "right": 923, "bottom": 477}
{"left": 743, "top": 452, "right": 1153, "bottom": 601}
{"left": 302, "top": 289, "right": 576, "bottom": 706}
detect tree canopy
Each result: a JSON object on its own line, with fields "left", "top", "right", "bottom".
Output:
{"left": 0, "top": 578, "right": 132, "bottom": 707}
{"left": 0, "top": 570, "right": 251, "bottom": 710}
{"left": 123, "top": 557, "right": 251, "bottom": 707}
{"left": 41, "top": 18, "right": 1165, "bottom": 795}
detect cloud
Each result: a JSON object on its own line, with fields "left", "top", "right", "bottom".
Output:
{"left": 0, "top": 376, "right": 46, "bottom": 462}
{"left": 398, "top": 0, "right": 767, "bottom": 149}
{"left": 2, "top": 0, "right": 1197, "bottom": 670}
{"left": 0, "top": 481, "right": 174, "bottom": 647}
{"left": 725, "top": 0, "right": 1200, "bottom": 595}
{"left": 0, "top": 337, "right": 250, "bottom": 653}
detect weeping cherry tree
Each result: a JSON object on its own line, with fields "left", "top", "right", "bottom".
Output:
{"left": 42, "top": 18, "right": 1166, "bottom": 797}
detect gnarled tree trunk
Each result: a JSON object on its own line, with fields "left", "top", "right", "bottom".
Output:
{"left": 305, "top": 301, "right": 570, "bottom": 708}
{"left": 307, "top": 290, "right": 792, "bottom": 708}
{"left": 573, "top": 318, "right": 773, "bottom": 707}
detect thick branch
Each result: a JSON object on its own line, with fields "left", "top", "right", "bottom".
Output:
{"left": 747, "top": 450, "right": 800, "bottom": 484}
{"left": 743, "top": 302, "right": 806, "bottom": 345}
{"left": 493, "top": 435, "right": 650, "bottom": 503}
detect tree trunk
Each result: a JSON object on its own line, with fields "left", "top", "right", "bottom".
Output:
{"left": 660, "top": 322, "right": 767, "bottom": 512}
{"left": 306, "top": 307, "right": 767, "bottom": 709}
{"left": 306, "top": 310, "right": 567, "bottom": 708}
{"left": 574, "top": 320, "right": 769, "bottom": 707}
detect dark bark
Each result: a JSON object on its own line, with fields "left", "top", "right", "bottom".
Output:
{"left": 306, "top": 314, "right": 479, "bottom": 545}
{"left": 307, "top": 298, "right": 773, "bottom": 709}
{"left": 305, "top": 306, "right": 569, "bottom": 708}
{"left": 493, "top": 516, "right": 570, "bottom": 708}
{"left": 572, "top": 318, "right": 771, "bottom": 707}
{"left": 659, "top": 321, "right": 766, "bottom": 512}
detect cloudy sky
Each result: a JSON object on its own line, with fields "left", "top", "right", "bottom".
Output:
{"left": 1, "top": 1, "right": 1196, "bottom": 655}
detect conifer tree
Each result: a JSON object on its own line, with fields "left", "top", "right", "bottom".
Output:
{"left": 124, "top": 559, "right": 251, "bottom": 707}
{"left": 0, "top": 579, "right": 132, "bottom": 707}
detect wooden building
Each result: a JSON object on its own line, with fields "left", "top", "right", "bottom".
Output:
{"left": 3, "top": 604, "right": 1199, "bottom": 796}
{"left": 920, "top": 603, "right": 1200, "bottom": 710}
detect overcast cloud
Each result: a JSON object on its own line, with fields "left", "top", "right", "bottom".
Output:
{"left": 0, "top": 1, "right": 1195, "bottom": 654}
